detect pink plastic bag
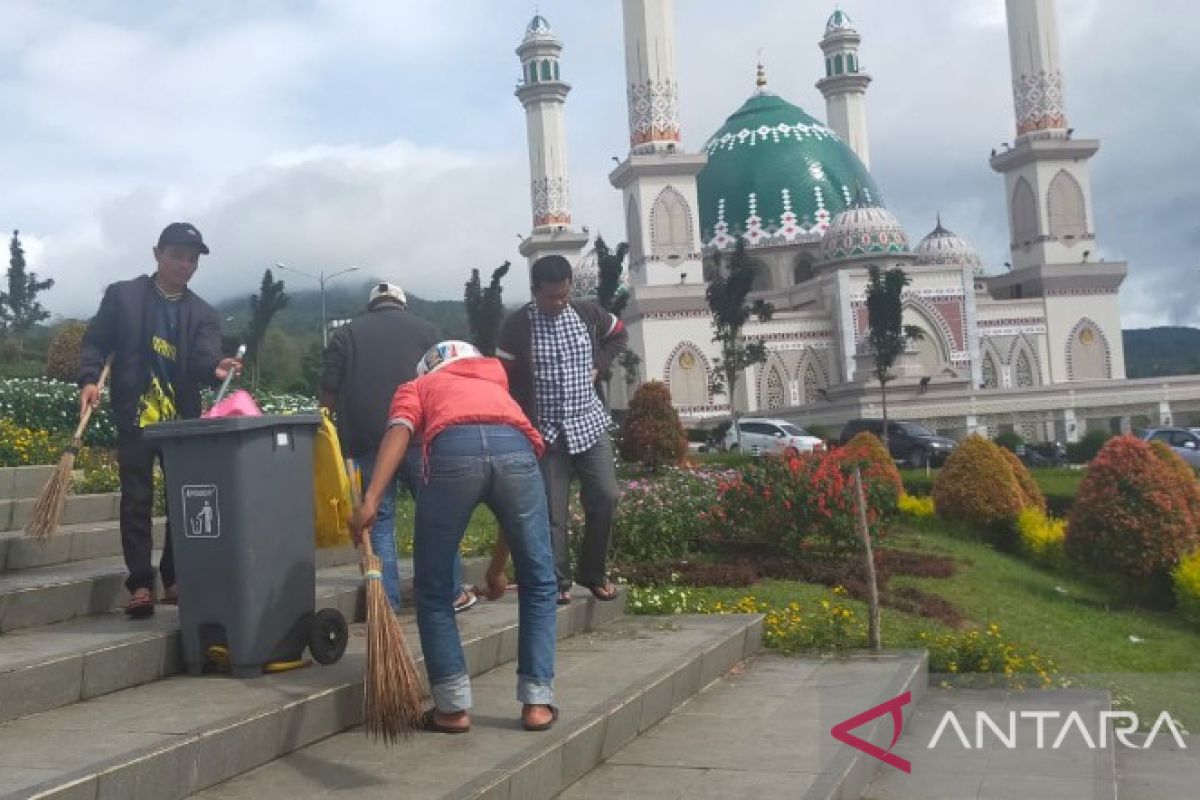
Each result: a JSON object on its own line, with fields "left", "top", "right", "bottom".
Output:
{"left": 204, "top": 389, "right": 262, "bottom": 419}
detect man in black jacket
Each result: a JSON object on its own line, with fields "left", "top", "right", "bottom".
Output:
{"left": 497, "top": 255, "right": 628, "bottom": 605}
{"left": 78, "top": 223, "right": 241, "bottom": 618}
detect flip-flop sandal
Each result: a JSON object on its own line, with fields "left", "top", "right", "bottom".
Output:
{"left": 522, "top": 704, "right": 559, "bottom": 732}
{"left": 421, "top": 708, "right": 470, "bottom": 734}
{"left": 453, "top": 589, "right": 478, "bottom": 614}
{"left": 581, "top": 582, "right": 619, "bottom": 601}
{"left": 125, "top": 589, "right": 155, "bottom": 619}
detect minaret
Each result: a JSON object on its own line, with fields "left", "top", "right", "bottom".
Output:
{"left": 610, "top": 0, "right": 706, "bottom": 288}
{"left": 816, "top": 6, "right": 871, "bottom": 168}
{"left": 515, "top": 14, "right": 588, "bottom": 271}
{"left": 990, "top": 0, "right": 1100, "bottom": 271}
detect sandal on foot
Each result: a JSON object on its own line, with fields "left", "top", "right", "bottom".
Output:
{"left": 125, "top": 588, "right": 155, "bottom": 619}
{"left": 556, "top": 590, "right": 572, "bottom": 606}
{"left": 453, "top": 589, "right": 478, "bottom": 614}
{"left": 580, "top": 581, "right": 619, "bottom": 601}
{"left": 522, "top": 704, "right": 559, "bottom": 732}
{"left": 421, "top": 708, "right": 470, "bottom": 734}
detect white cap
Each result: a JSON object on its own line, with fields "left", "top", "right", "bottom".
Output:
{"left": 368, "top": 282, "right": 407, "bottom": 308}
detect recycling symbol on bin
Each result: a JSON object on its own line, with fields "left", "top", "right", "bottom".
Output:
{"left": 182, "top": 485, "right": 221, "bottom": 538}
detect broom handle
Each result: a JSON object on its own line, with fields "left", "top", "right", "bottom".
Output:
{"left": 74, "top": 357, "right": 113, "bottom": 442}
{"left": 344, "top": 457, "right": 376, "bottom": 561}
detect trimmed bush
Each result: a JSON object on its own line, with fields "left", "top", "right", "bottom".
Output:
{"left": 1148, "top": 440, "right": 1200, "bottom": 530}
{"left": 1017, "top": 506, "right": 1066, "bottom": 569}
{"left": 994, "top": 430, "right": 1024, "bottom": 453}
{"left": 619, "top": 381, "right": 686, "bottom": 471}
{"left": 932, "top": 435, "right": 1025, "bottom": 538}
{"left": 1000, "top": 447, "right": 1047, "bottom": 513}
{"left": 1173, "top": 549, "right": 1200, "bottom": 623}
{"left": 1066, "top": 429, "right": 1112, "bottom": 464}
{"left": 1066, "top": 435, "right": 1199, "bottom": 582}
{"left": 841, "top": 431, "right": 903, "bottom": 515}
{"left": 43, "top": 321, "right": 88, "bottom": 382}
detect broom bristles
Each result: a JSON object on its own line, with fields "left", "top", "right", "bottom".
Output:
{"left": 24, "top": 442, "right": 79, "bottom": 541}
{"left": 362, "top": 550, "right": 428, "bottom": 743}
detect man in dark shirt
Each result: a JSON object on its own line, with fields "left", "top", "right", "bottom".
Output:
{"left": 320, "top": 283, "right": 475, "bottom": 613}
{"left": 79, "top": 223, "right": 241, "bottom": 618}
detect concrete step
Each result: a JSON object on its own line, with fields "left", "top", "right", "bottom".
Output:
{"left": 192, "top": 611, "right": 763, "bottom": 800}
{"left": 0, "top": 587, "right": 627, "bottom": 800}
{"left": 559, "top": 651, "right": 927, "bottom": 800}
{"left": 1117, "top": 733, "right": 1196, "bottom": 800}
{"left": 0, "top": 467, "right": 56, "bottom": 503}
{"left": 0, "top": 518, "right": 166, "bottom": 573}
{"left": 863, "top": 688, "right": 1118, "bottom": 800}
{"left": 0, "top": 545, "right": 360, "bottom": 634}
{"left": 0, "top": 493, "right": 120, "bottom": 534}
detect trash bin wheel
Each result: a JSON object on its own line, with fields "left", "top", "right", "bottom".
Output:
{"left": 309, "top": 608, "right": 348, "bottom": 665}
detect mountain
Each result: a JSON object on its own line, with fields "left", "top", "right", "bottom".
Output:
{"left": 1122, "top": 327, "right": 1200, "bottom": 379}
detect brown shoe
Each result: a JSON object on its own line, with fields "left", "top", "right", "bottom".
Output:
{"left": 125, "top": 588, "right": 154, "bottom": 619}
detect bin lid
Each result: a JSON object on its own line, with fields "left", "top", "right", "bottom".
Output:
{"left": 143, "top": 413, "right": 321, "bottom": 440}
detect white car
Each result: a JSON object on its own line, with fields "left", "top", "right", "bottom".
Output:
{"left": 723, "top": 418, "right": 825, "bottom": 457}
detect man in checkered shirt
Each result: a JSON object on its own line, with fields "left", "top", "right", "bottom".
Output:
{"left": 497, "top": 256, "right": 628, "bottom": 605}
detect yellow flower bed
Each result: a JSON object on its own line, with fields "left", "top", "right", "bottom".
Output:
{"left": 1017, "top": 506, "right": 1067, "bottom": 569}
{"left": 1173, "top": 549, "right": 1200, "bottom": 624}
{"left": 898, "top": 492, "right": 935, "bottom": 518}
{"left": 0, "top": 418, "right": 61, "bottom": 467}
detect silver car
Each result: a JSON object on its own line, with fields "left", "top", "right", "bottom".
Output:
{"left": 1140, "top": 427, "right": 1200, "bottom": 469}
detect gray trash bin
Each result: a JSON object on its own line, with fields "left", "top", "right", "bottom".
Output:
{"left": 145, "top": 414, "right": 348, "bottom": 677}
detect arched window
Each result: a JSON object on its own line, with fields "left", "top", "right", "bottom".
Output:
{"left": 651, "top": 187, "right": 691, "bottom": 261}
{"left": 540, "top": 60, "right": 552, "bottom": 81}
{"left": 669, "top": 346, "right": 708, "bottom": 406}
{"left": 765, "top": 366, "right": 785, "bottom": 410}
{"left": 825, "top": 58, "right": 833, "bottom": 78}
{"left": 848, "top": 55, "right": 857, "bottom": 73}
{"left": 1047, "top": 170, "right": 1086, "bottom": 240}
{"left": 1068, "top": 321, "right": 1109, "bottom": 381}
{"left": 1012, "top": 177, "right": 1038, "bottom": 247}
{"left": 527, "top": 62, "right": 536, "bottom": 83}
{"left": 802, "top": 361, "right": 823, "bottom": 405}
{"left": 834, "top": 54, "right": 845, "bottom": 74}
{"left": 626, "top": 198, "right": 643, "bottom": 263}
{"left": 1015, "top": 351, "right": 1034, "bottom": 387}
{"left": 793, "top": 253, "right": 815, "bottom": 284}
{"left": 981, "top": 354, "right": 999, "bottom": 389}
{"left": 552, "top": 61, "right": 560, "bottom": 80}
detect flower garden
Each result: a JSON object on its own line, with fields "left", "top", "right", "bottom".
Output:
{"left": 6, "top": 375, "right": 1200, "bottom": 727}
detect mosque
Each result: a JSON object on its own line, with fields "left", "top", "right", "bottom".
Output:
{"left": 513, "top": 0, "right": 1200, "bottom": 443}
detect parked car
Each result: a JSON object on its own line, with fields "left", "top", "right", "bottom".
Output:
{"left": 1139, "top": 427, "right": 1200, "bottom": 469}
{"left": 723, "top": 418, "right": 824, "bottom": 457}
{"left": 837, "top": 419, "right": 957, "bottom": 468}
{"left": 1022, "top": 441, "right": 1069, "bottom": 468}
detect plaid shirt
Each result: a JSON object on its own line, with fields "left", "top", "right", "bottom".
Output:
{"left": 530, "top": 305, "right": 610, "bottom": 454}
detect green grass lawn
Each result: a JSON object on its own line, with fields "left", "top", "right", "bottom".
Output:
{"left": 392, "top": 493, "right": 499, "bottom": 557}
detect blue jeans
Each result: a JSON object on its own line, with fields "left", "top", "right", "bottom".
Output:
{"left": 358, "top": 449, "right": 463, "bottom": 613}
{"left": 414, "top": 425, "right": 557, "bottom": 712}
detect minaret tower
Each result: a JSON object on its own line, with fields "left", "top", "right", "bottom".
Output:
{"left": 990, "top": 0, "right": 1126, "bottom": 382}
{"left": 515, "top": 13, "right": 588, "bottom": 271}
{"left": 816, "top": 6, "right": 872, "bottom": 168}
{"left": 610, "top": 0, "right": 706, "bottom": 288}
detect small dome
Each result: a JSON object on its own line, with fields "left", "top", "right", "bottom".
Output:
{"left": 524, "top": 14, "right": 554, "bottom": 40}
{"left": 915, "top": 217, "right": 984, "bottom": 273}
{"left": 819, "top": 203, "right": 910, "bottom": 263}
{"left": 825, "top": 6, "right": 855, "bottom": 34}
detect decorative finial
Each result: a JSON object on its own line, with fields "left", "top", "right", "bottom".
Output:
{"left": 755, "top": 48, "right": 767, "bottom": 91}
{"left": 936, "top": 212, "right": 942, "bottom": 228}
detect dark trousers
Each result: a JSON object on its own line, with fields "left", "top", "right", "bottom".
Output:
{"left": 117, "top": 431, "right": 174, "bottom": 593}
{"left": 539, "top": 431, "right": 620, "bottom": 591}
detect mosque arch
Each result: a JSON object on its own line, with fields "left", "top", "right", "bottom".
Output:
{"left": 1047, "top": 170, "right": 1087, "bottom": 241}
{"left": 1012, "top": 177, "right": 1039, "bottom": 247}
{"left": 902, "top": 304, "right": 951, "bottom": 375}
{"left": 1067, "top": 318, "right": 1111, "bottom": 381}
{"left": 1007, "top": 334, "right": 1043, "bottom": 387}
{"left": 665, "top": 342, "right": 711, "bottom": 406}
{"left": 834, "top": 54, "right": 845, "bottom": 74}
{"left": 796, "top": 350, "right": 829, "bottom": 405}
{"left": 540, "top": 60, "right": 552, "bottom": 80}
{"left": 650, "top": 186, "right": 693, "bottom": 261}
{"left": 756, "top": 353, "right": 789, "bottom": 411}
{"left": 980, "top": 351, "right": 1000, "bottom": 389}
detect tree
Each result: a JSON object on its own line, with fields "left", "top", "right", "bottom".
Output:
{"left": 593, "top": 235, "right": 639, "bottom": 395}
{"left": 245, "top": 269, "right": 288, "bottom": 389}
{"left": 464, "top": 261, "right": 510, "bottom": 356}
{"left": 705, "top": 239, "right": 774, "bottom": 450}
{"left": 619, "top": 381, "right": 687, "bottom": 471}
{"left": 0, "top": 230, "right": 54, "bottom": 358}
{"left": 864, "top": 265, "right": 923, "bottom": 450}
{"left": 43, "top": 320, "right": 88, "bottom": 381}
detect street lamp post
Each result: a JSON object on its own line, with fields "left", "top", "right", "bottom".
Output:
{"left": 274, "top": 262, "right": 360, "bottom": 348}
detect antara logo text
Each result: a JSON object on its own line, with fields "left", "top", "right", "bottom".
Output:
{"left": 832, "top": 692, "right": 1188, "bottom": 774}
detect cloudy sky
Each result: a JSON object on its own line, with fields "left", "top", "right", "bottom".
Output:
{"left": 3, "top": 0, "right": 1196, "bottom": 327}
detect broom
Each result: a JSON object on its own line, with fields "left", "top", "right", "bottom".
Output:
{"left": 345, "top": 458, "right": 427, "bottom": 743}
{"left": 25, "top": 356, "right": 113, "bottom": 541}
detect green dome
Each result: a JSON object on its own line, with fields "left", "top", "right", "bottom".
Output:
{"left": 698, "top": 91, "right": 883, "bottom": 249}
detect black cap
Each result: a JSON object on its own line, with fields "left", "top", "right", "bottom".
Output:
{"left": 157, "top": 222, "right": 209, "bottom": 254}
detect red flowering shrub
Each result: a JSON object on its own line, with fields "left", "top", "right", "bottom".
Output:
{"left": 715, "top": 449, "right": 893, "bottom": 559}
{"left": 999, "top": 446, "right": 1046, "bottom": 513}
{"left": 618, "top": 381, "right": 686, "bottom": 471}
{"left": 932, "top": 435, "right": 1024, "bottom": 540}
{"left": 840, "top": 431, "right": 903, "bottom": 515}
{"left": 1148, "top": 440, "right": 1200, "bottom": 531}
{"left": 1067, "top": 435, "right": 1199, "bottom": 581}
